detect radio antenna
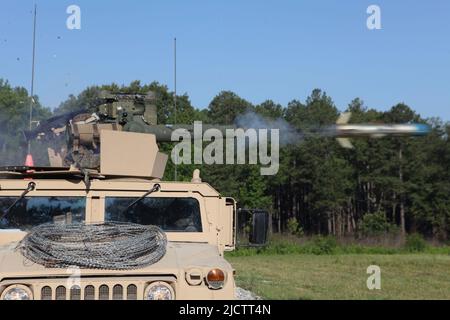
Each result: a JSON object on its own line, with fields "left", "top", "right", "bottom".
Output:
{"left": 174, "top": 37, "right": 178, "bottom": 181}
{"left": 26, "top": 4, "right": 37, "bottom": 166}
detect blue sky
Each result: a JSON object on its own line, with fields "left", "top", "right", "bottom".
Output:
{"left": 1, "top": 0, "right": 450, "bottom": 120}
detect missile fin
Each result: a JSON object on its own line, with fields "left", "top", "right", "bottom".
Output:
{"left": 337, "top": 138, "right": 354, "bottom": 149}
{"left": 336, "top": 112, "right": 352, "bottom": 125}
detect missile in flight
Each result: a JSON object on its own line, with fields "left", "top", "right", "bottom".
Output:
{"left": 332, "top": 112, "right": 431, "bottom": 148}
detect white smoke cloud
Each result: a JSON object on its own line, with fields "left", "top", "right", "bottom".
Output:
{"left": 234, "top": 110, "right": 301, "bottom": 145}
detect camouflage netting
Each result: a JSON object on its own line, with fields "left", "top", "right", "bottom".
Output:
{"left": 17, "top": 222, "right": 167, "bottom": 270}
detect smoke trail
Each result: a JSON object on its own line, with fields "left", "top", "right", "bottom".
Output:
{"left": 234, "top": 110, "right": 302, "bottom": 145}
{"left": 0, "top": 130, "right": 27, "bottom": 166}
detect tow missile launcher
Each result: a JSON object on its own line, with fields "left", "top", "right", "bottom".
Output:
{"left": 93, "top": 91, "right": 233, "bottom": 141}
{"left": 25, "top": 91, "right": 235, "bottom": 169}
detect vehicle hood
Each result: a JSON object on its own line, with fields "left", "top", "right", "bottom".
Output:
{"left": 0, "top": 241, "right": 230, "bottom": 280}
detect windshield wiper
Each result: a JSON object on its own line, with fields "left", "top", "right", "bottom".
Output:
{"left": 123, "top": 183, "right": 161, "bottom": 214}
{"left": 0, "top": 182, "right": 36, "bottom": 223}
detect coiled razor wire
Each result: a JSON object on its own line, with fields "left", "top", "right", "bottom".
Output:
{"left": 17, "top": 222, "right": 167, "bottom": 270}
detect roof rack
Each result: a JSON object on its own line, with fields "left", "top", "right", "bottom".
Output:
{"left": 0, "top": 166, "right": 70, "bottom": 173}
{"left": 0, "top": 166, "right": 104, "bottom": 179}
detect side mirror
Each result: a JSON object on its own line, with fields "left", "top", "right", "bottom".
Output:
{"left": 249, "top": 210, "right": 269, "bottom": 246}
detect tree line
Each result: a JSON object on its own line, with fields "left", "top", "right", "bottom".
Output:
{"left": 1, "top": 79, "right": 449, "bottom": 240}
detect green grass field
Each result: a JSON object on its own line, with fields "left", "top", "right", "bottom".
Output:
{"left": 227, "top": 254, "right": 450, "bottom": 299}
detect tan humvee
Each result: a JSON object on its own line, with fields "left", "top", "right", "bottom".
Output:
{"left": 0, "top": 131, "right": 237, "bottom": 300}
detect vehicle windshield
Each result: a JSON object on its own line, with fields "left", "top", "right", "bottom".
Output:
{"left": 0, "top": 196, "right": 86, "bottom": 231}
{"left": 105, "top": 197, "right": 202, "bottom": 232}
